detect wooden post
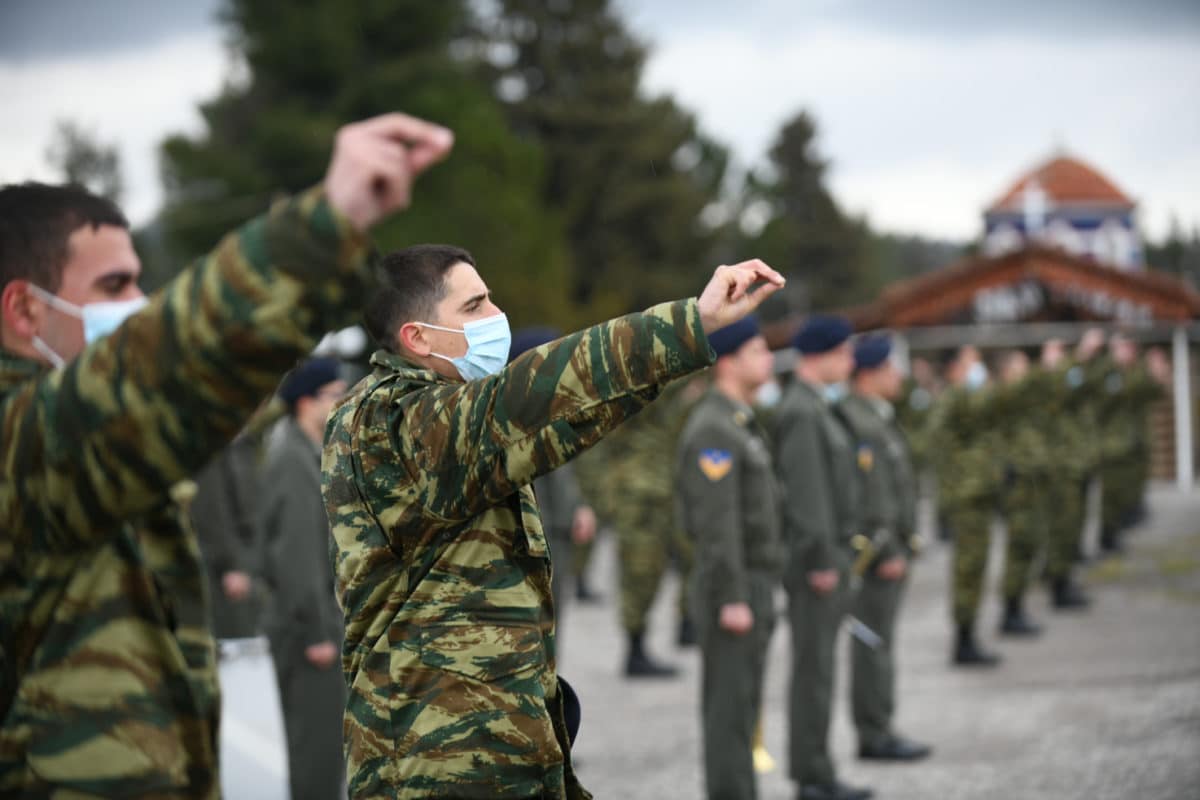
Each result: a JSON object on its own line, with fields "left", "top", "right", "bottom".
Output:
{"left": 1172, "top": 325, "right": 1194, "bottom": 489}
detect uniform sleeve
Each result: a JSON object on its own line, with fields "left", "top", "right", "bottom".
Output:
{"left": 261, "top": 447, "right": 341, "bottom": 646}
{"left": 774, "top": 401, "right": 836, "bottom": 570}
{"left": 381, "top": 299, "right": 713, "bottom": 526}
{"left": 3, "top": 188, "right": 370, "bottom": 553}
{"left": 677, "top": 422, "right": 748, "bottom": 608}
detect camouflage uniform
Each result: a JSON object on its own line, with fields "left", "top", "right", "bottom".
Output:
{"left": 773, "top": 380, "right": 861, "bottom": 788}
{"left": 993, "top": 376, "right": 1053, "bottom": 603}
{"left": 837, "top": 393, "right": 917, "bottom": 751}
{"left": 599, "top": 381, "right": 694, "bottom": 637}
{"left": 676, "top": 388, "right": 782, "bottom": 800}
{"left": 1043, "top": 361, "right": 1101, "bottom": 580}
{"left": 930, "top": 386, "right": 1004, "bottom": 626}
{"left": 323, "top": 300, "right": 713, "bottom": 799}
{"left": 0, "top": 189, "right": 369, "bottom": 796}
{"left": 1096, "top": 363, "right": 1164, "bottom": 535}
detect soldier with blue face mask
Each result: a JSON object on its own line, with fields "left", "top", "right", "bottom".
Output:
{"left": 324, "top": 244, "right": 785, "bottom": 799}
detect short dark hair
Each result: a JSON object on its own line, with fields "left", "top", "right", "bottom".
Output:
{"left": 364, "top": 244, "right": 475, "bottom": 351}
{"left": 0, "top": 182, "right": 128, "bottom": 293}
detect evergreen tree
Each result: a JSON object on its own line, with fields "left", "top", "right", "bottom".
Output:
{"left": 742, "top": 111, "right": 874, "bottom": 312}
{"left": 158, "top": 0, "right": 573, "bottom": 327}
{"left": 478, "top": 0, "right": 730, "bottom": 322}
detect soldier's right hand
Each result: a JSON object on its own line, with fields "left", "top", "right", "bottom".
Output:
{"left": 807, "top": 569, "right": 840, "bottom": 595}
{"left": 324, "top": 113, "right": 454, "bottom": 231}
{"left": 697, "top": 260, "right": 786, "bottom": 333}
{"left": 718, "top": 602, "right": 754, "bottom": 635}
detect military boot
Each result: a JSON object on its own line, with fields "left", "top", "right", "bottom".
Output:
{"left": 1051, "top": 576, "right": 1091, "bottom": 610}
{"left": 953, "top": 623, "right": 1001, "bottom": 667}
{"left": 999, "top": 595, "right": 1042, "bottom": 636}
{"left": 677, "top": 616, "right": 698, "bottom": 648}
{"left": 1099, "top": 526, "right": 1125, "bottom": 555}
{"left": 575, "top": 576, "right": 604, "bottom": 605}
{"left": 624, "top": 632, "right": 678, "bottom": 678}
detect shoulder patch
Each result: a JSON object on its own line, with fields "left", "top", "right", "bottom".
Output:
{"left": 698, "top": 448, "right": 733, "bottom": 482}
{"left": 857, "top": 444, "right": 874, "bottom": 472}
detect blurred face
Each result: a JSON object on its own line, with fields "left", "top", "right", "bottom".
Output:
{"left": 726, "top": 335, "right": 774, "bottom": 392}
{"left": 402, "top": 261, "right": 503, "bottom": 379}
{"left": 911, "top": 357, "right": 934, "bottom": 388}
{"left": 299, "top": 378, "right": 348, "bottom": 428}
{"left": 1076, "top": 328, "right": 1105, "bottom": 361}
{"left": 823, "top": 341, "right": 855, "bottom": 384}
{"left": 1042, "top": 339, "right": 1066, "bottom": 368}
{"left": 1000, "top": 352, "right": 1029, "bottom": 384}
{"left": 857, "top": 359, "right": 903, "bottom": 400}
{"left": 949, "top": 345, "right": 979, "bottom": 384}
{"left": 1111, "top": 337, "right": 1138, "bottom": 366}
{"left": 18, "top": 224, "right": 142, "bottom": 364}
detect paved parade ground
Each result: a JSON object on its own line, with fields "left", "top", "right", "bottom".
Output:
{"left": 220, "top": 483, "right": 1200, "bottom": 799}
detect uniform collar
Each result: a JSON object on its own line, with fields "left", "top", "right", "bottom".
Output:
{"left": 0, "top": 347, "right": 50, "bottom": 395}
{"left": 369, "top": 348, "right": 450, "bottom": 385}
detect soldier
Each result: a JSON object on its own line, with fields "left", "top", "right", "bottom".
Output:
{"left": 993, "top": 350, "right": 1049, "bottom": 636}
{"left": 676, "top": 317, "right": 782, "bottom": 799}
{"left": 323, "top": 244, "right": 783, "bottom": 799}
{"left": 510, "top": 327, "right": 598, "bottom": 644}
{"left": 931, "top": 345, "right": 1004, "bottom": 666}
{"left": 0, "top": 112, "right": 452, "bottom": 794}
{"left": 1097, "top": 334, "right": 1168, "bottom": 551}
{"left": 837, "top": 334, "right": 931, "bottom": 763}
{"left": 1039, "top": 338, "right": 1093, "bottom": 609}
{"left": 774, "top": 314, "right": 873, "bottom": 800}
{"left": 260, "top": 358, "right": 350, "bottom": 800}
{"left": 192, "top": 436, "right": 268, "bottom": 640}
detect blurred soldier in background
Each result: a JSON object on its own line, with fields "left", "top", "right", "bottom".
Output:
{"left": 993, "top": 350, "right": 1049, "bottom": 636}
{"left": 677, "top": 317, "right": 782, "bottom": 800}
{"left": 932, "top": 345, "right": 1004, "bottom": 666}
{"left": 511, "top": 327, "right": 598, "bottom": 645}
{"left": 1040, "top": 337, "right": 1095, "bottom": 609}
{"left": 261, "top": 357, "right": 349, "bottom": 800}
{"left": 774, "top": 314, "right": 873, "bottom": 800}
{"left": 191, "top": 425, "right": 273, "bottom": 640}
{"left": 0, "top": 111, "right": 451, "bottom": 795}
{"left": 838, "top": 334, "right": 931, "bottom": 763}
{"left": 1097, "top": 334, "right": 1168, "bottom": 552}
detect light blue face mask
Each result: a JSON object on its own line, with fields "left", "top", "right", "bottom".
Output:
{"left": 419, "top": 313, "right": 512, "bottom": 382}
{"left": 965, "top": 361, "right": 989, "bottom": 392}
{"left": 27, "top": 284, "right": 149, "bottom": 368}
{"left": 822, "top": 382, "right": 846, "bottom": 404}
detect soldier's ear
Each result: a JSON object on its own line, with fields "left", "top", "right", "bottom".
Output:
{"left": 397, "top": 321, "right": 431, "bottom": 357}
{"left": 1, "top": 280, "right": 43, "bottom": 340}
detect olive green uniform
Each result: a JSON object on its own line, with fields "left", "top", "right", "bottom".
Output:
{"left": 1096, "top": 363, "right": 1164, "bottom": 535}
{"left": 677, "top": 388, "right": 782, "bottom": 800}
{"left": 533, "top": 463, "right": 587, "bottom": 644}
{"left": 323, "top": 300, "right": 714, "bottom": 799}
{"left": 261, "top": 417, "right": 347, "bottom": 800}
{"left": 773, "top": 381, "right": 861, "bottom": 788}
{"left": 0, "top": 188, "right": 369, "bottom": 796}
{"left": 837, "top": 393, "right": 917, "bottom": 750}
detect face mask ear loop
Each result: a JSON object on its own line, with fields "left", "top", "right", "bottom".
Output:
{"left": 30, "top": 335, "right": 66, "bottom": 369}
{"left": 26, "top": 284, "right": 84, "bottom": 318}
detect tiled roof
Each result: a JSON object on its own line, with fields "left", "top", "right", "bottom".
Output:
{"left": 988, "top": 156, "right": 1134, "bottom": 212}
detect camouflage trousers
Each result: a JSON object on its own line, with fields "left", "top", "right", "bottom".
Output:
{"left": 611, "top": 497, "right": 693, "bottom": 634}
{"left": 1002, "top": 477, "right": 1049, "bottom": 600}
{"left": 945, "top": 502, "right": 993, "bottom": 626}
{"left": 1044, "top": 476, "right": 1087, "bottom": 581}
{"left": 1101, "top": 451, "right": 1148, "bottom": 533}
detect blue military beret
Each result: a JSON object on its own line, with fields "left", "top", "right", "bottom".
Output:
{"left": 508, "top": 326, "right": 561, "bottom": 363}
{"left": 707, "top": 317, "right": 760, "bottom": 358}
{"left": 793, "top": 314, "right": 852, "bottom": 354}
{"left": 854, "top": 334, "right": 893, "bottom": 371}
{"left": 278, "top": 357, "right": 341, "bottom": 405}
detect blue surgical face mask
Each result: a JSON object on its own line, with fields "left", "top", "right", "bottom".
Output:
{"left": 965, "top": 361, "right": 989, "bottom": 392}
{"left": 822, "top": 382, "right": 846, "bottom": 404}
{"left": 419, "top": 313, "right": 512, "bottom": 382}
{"left": 28, "top": 284, "right": 149, "bottom": 368}
{"left": 754, "top": 379, "right": 782, "bottom": 409}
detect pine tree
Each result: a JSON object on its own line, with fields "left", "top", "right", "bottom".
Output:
{"left": 478, "top": 0, "right": 730, "bottom": 321}
{"left": 158, "top": 0, "right": 573, "bottom": 327}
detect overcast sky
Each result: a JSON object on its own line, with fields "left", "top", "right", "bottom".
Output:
{"left": 2, "top": 0, "right": 1197, "bottom": 243}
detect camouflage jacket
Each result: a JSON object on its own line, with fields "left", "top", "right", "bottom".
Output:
{"left": 991, "top": 374, "right": 1054, "bottom": 480}
{"left": 0, "top": 188, "right": 368, "bottom": 797}
{"left": 837, "top": 393, "right": 918, "bottom": 561}
{"left": 323, "top": 299, "right": 712, "bottom": 799}
{"left": 929, "top": 385, "right": 1006, "bottom": 509}
{"left": 772, "top": 380, "right": 862, "bottom": 575}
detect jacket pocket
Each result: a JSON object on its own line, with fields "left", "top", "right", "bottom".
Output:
{"left": 418, "top": 619, "right": 545, "bottom": 683}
